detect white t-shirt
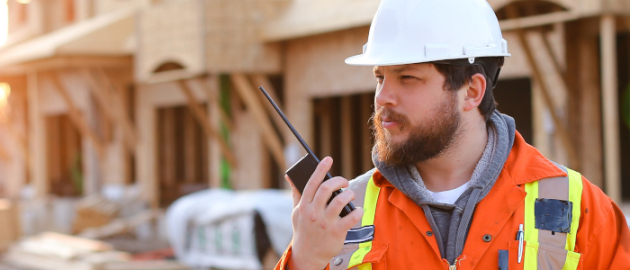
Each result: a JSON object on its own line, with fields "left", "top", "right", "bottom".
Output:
{"left": 427, "top": 182, "right": 470, "bottom": 205}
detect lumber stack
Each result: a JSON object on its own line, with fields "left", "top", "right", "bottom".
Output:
{"left": 1, "top": 232, "right": 191, "bottom": 270}
{"left": 73, "top": 195, "right": 120, "bottom": 234}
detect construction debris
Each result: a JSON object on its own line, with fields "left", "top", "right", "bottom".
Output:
{"left": 1, "top": 232, "right": 190, "bottom": 270}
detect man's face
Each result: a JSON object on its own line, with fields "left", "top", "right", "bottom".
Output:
{"left": 372, "top": 63, "right": 462, "bottom": 166}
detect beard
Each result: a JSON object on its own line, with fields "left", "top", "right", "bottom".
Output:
{"left": 373, "top": 92, "right": 461, "bottom": 166}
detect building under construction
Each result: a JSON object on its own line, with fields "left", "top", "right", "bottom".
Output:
{"left": 0, "top": 0, "right": 629, "bottom": 242}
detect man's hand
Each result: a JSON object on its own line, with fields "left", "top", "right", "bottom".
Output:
{"left": 286, "top": 157, "right": 364, "bottom": 270}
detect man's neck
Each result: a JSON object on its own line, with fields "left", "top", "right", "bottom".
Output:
{"left": 415, "top": 118, "right": 488, "bottom": 192}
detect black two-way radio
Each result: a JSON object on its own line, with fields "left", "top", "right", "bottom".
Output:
{"left": 258, "top": 86, "right": 356, "bottom": 217}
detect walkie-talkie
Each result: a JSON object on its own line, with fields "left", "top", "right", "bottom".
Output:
{"left": 258, "top": 86, "right": 356, "bottom": 217}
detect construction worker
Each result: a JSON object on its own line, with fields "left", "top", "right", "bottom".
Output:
{"left": 276, "top": 0, "right": 630, "bottom": 269}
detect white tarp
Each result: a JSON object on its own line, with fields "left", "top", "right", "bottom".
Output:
{"left": 165, "top": 189, "right": 293, "bottom": 270}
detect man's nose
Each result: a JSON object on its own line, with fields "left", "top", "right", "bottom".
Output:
{"left": 375, "top": 78, "right": 397, "bottom": 107}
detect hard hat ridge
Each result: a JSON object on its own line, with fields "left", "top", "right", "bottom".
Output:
{"left": 346, "top": 0, "right": 510, "bottom": 66}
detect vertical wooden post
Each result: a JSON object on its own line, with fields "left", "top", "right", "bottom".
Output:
{"left": 200, "top": 77, "right": 222, "bottom": 188}
{"left": 27, "top": 71, "right": 47, "bottom": 198}
{"left": 341, "top": 96, "right": 354, "bottom": 177}
{"left": 600, "top": 15, "right": 621, "bottom": 203}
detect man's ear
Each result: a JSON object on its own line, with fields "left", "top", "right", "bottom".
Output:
{"left": 462, "top": 73, "right": 486, "bottom": 112}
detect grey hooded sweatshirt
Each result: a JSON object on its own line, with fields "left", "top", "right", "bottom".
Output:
{"left": 355, "top": 111, "right": 516, "bottom": 264}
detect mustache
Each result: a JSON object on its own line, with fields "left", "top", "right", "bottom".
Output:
{"left": 375, "top": 107, "right": 409, "bottom": 125}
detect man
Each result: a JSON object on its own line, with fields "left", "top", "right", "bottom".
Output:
{"left": 275, "top": 0, "right": 630, "bottom": 269}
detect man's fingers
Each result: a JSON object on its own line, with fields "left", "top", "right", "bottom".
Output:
{"left": 324, "top": 188, "right": 355, "bottom": 219}
{"left": 285, "top": 175, "right": 301, "bottom": 209}
{"left": 339, "top": 207, "right": 364, "bottom": 230}
{"left": 313, "top": 176, "right": 349, "bottom": 208}
{"left": 301, "top": 157, "right": 333, "bottom": 204}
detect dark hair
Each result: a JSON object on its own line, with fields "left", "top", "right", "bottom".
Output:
{"left": 433, "top": 57, "right": 504, "bottom": 122}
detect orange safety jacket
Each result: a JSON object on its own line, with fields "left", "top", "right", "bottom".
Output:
{"left": 275, "top": 132, "right": 630, "bottom": 270}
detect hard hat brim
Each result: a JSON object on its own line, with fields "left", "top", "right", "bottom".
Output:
{"left": 345, "top": 53, "right": 511, "bottom": 66}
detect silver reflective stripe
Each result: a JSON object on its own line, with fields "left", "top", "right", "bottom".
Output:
{"left": 345, "top": 225, "right": 375, "bottom": 244}
{"left": 525, "top": 166, "right": 583, "bottom": 270}
{"left": 537, "top": 176, "right": 570, "bottom": 255}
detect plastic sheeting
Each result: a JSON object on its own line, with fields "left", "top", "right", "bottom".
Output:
{"left": 165, "top": 189, "right": 292, "bottom": 270}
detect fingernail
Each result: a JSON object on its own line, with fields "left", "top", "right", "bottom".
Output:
{"left": 323, "top": 157, "right": 331, "bottom": 165}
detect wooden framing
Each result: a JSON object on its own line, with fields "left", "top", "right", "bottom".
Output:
{"left": 176, "top": 80, "right": 238, "bottom": 168}
{"left": 340, "top": 96, "right": 353, "bottom": 177}
{"left": 94, "top": 68, "right": 138, "bottom": 155}
{"left": 0, "top": 56, "right": 132, "bottom": 77}
{"left": 500, "top": 11, "right": 581, "bottom": 32}
{"left": 28, "top": 71, "right": 47, "bottom": 198}
{"left": 0, "top": 121, "right": 28, "bottom": 165}
{"left": 82, "top": 69, "right": 113, "bottom": 143}
{"left": 600, "top": 15, "right": 621, "bottom": 203}
{"left": 49, "top": 72, "right": 105, "bottom": 159}
{"left": 197, "top": 78, "right": 235, "bottom": 132}
{"left": 0, "top": 142, "right": 11, "bottom": 162}
{"left": 231, "top": 74, "right": 286, "bottom": 169}
{"left": 540, "top": 30, "right": 569, "bottom": 88}
{"left": 250, "top": 74, "right": 287, "bottom": 140}
{"left": 505, "top": 6, "right": 579, "bottom": 169}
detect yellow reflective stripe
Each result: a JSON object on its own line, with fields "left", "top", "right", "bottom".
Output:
{"left": 524, "top": 181, "right": 539, "bottom": 270}
{"left": 562, "top": 251, "right": 581, "bottom": 270}
{"left": 565, "top": 169, "right": 583, "bottom": 252}
{"left": 524, "top": 181, "right": 539, "bottom": 243}
{"left": 348, "top": 176, "right": 380, "bottom": 268}
{"left": 524, "top": 241, "right": 539, "bottom": 270}
{"left": 357, "top": 263, "right": 372, "bottom": 270}
{"left": 361, "top": 177, "right": 380, "bottom": 226}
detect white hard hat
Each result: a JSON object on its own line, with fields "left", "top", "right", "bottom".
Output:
{"left": 345, "top": 0, "right": 510, "bottom": 66}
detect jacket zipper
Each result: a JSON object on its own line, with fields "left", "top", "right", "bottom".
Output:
{"left": 449, "top": 259, "right": 457, "bottom": 270}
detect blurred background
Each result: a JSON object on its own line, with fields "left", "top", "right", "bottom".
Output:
{"left": 0, "top": 0, "right": 629, "bottom": 269}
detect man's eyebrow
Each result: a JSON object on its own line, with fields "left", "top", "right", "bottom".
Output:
{"left": 391, "top": 66, "right": 419, "bottom": 73}
{"left": 373, "top": 66, "right": 420, "bottom": 75}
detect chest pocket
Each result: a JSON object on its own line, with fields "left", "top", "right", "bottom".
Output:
{"left": 522, "top": 168, "right": 583, "bottom": 270}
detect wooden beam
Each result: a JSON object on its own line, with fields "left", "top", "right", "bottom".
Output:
{"left": 0, "top": 141, "right": 11, "bottom": 162}
{"left": 540, "top": 31, "right": 570, "bottom": 89}
{"left": 28, "top": 71, "right": 47, "bottom": 198}
{"left": 600, "top": 15, "right": 621, "bottom": 203}
{"left": 340, "top": 96, "right": 353, "bottom": 177}
{"left": 0, "top": 56, "right": 133, "bottom": 77}
{"left": 231, "top": 74, "right": 286, "bottom": 169}
{"left": 146, "top": 70, "right": 205, "bottom": 85}
{"left": 0, "top": 121, "right": 28, "bottom": 164}
{"left": 95, "top": 68, "right": 137, "bottom": 155}
{"left": 81, "top": 69, "right": 113, "bottom": 142}
{"left": 177, "top": 80, "right": 237, "bottom": 168}
{"left": 516, "top": 32, "right": 579, "bottom": 168}
{"left": 49, "top": 73, "right": 105, "bottom": 159}
{"left": 500, "top": 11, "right": 581, "bottom": 32}
{"left": 506, "top": 6, "right": 579, "bottom": 169}
{"left": 250, "top": 74, "right": 288, "bottom": 139}
{"left": 195, "top": 78, "right": 235, "bottom": 132}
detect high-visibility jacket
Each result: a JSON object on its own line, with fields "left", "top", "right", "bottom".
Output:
{"left": 275, "top": 132, "right": 630, "bottom": 270}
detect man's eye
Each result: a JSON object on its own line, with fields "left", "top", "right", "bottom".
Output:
{"left": 401, "top": 75, "right": 415, "bottom": 80}
{"left": 375, "top": 76, "right": 384, "bottom": 82}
